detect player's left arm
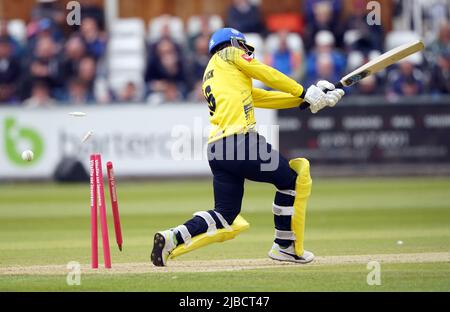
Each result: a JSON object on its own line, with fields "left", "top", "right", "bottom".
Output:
{"left": 252, "top": 88, "right": 305, "bottom": 109}
{"left": 228, "top": 47, "right": 305, "bottom": 98}
{"left": 236, "top": 52, "right": 343, "bottom": 112}
{"left": 220, "top": 48, "right": 344, "bottom": 113}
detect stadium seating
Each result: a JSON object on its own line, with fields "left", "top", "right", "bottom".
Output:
{"left": 265, "top": 32, "right": 304, "bottom": 55}
{"left": 148, "top": 15, "right": 184, "bottom": 44}
{"left": 2, "top": 3, "right": 447, "bottom": 106}
{"left": 110, "top": 18, "right": 145, "bottom": 38}
{"left": 108, "top": 18, "right": 147, "bottom": 98}
{"left": 187, "top": 15, "right": 224, "bottom": 37}
{"left": 108, "top": 37, "right": 146, "bottom": 56}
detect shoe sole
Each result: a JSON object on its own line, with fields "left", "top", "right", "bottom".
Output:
{"left": 151, "top": 233, "right": 166, "bottom": 266}
{"left": 268, "top": 252, "right": 314, "bottom": 264}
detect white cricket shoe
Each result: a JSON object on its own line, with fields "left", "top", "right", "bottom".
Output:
{"left": 268, "top": 243, "right": 315, "bottom": 264}
{"left": 151, "top": 230, "right": 177, "bottom": 266}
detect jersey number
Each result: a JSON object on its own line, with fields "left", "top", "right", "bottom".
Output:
{"left": 204, "top": 85, "right": 216, "bottom": 116}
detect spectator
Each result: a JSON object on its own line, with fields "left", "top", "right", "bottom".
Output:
{"left": 227, "top": 0, "right": 265, "bottom": 34}
{"left": 148, "top": 17, "right": 183, "bottom": 58}
{"left": 188, "top": 15, "right": 214, "bottom": 52}
{"left": 305, "top": 30, "right": 346, "bottom": 82}
{"left": 65, "top": 78, "right": 94, "bottom": 104}
{"left": 187, "top": 80, "right": 205, "bottom": 103}
{"left": 304, "top": 52, "right": 340, "bottom": 86}
{"left": 80, "top": 17, "right": 107, "bottom": 59}
{"left": 61, "top": 35, "right": 87, "bottom": 79}
{"left": 147, "top": 81, "right": 183, "bottom": 105}
{"left": 265, "top": 31, "right": 302, "bottom": 81}
{"left": 429, "top": 52, "right": 450, "bottom": 94}
{"left": 23, "top": 81, "right": 56, "bottom": 107}
{"left": 145, "top": 38, "right": 187, "bottom": 98}
{"left": 427, "top": 21, "right": 450, "bottom": 67}
{"left": 304, "top": 0, "right": 342, "bottom": 49}
{"left": 0, "top": 85, "right": 19, "bottom": 104}
{"left": 0, "top": 37, "right": 20, "bottom": 104}
{"left": 0, "top": 19, "right": 23, "bottom": 57}
{"left": 353, "top": 75, "right": 380, "bottom": 95}
{"left": 305, "top": 0, "right": 342, "bottom": 19}
{"left": 25, "top": 18, "right": 64, "bottom": 59}
{"left": 387, "top": 61, "right": 424, "bottom": 97}
{"left": 188, "top": 34, "right": 210, "bottom": 90}
{"left": 25, "top": 35, "right": 62, "bottom": 98}
{"left": 116, "top": 82, "right": 142, "bottom": 103}
{"left": 31, "top": 0, "right": 65, "bottom": 29}
{"left": 77, "top": 56, "right": 97, "bottom": 96}
{"left": 80, "top": 0, "right": 105, "bottom": 30}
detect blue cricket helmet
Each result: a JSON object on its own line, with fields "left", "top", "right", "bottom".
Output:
{"left": 208, "top": 27, "right": 255, "bottom": 55}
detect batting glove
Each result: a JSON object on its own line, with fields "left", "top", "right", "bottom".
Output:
{"left": 316, "top": 80, "right": 345, "bottom": 108}
{"left": 304, "top": 84, "right": 327, "bottom": 114}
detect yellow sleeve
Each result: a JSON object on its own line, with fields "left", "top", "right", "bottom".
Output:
{"left": 252, "top": 88, "right": 303, "bottom": 109}
{"left": 218, "top": 47, "right": 305, "bottom": 97}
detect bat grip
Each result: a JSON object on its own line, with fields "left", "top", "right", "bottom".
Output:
{"left": 324, "top": 81, "right": 344, "bottom": 93}
{"left": 299, "top": 81, "right": 343, "bottom": 110}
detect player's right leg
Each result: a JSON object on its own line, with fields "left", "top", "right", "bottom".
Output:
{"left": 167, "top": 168, "right": 249, "bottom": 260}
{"left": 151, "top": 137, "right": 249, "bottom": 267}
{"left": 151, "top": 207, "right": 248, "bottom": 267}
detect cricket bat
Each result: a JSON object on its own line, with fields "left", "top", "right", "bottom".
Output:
{"left": 301, "top": 40, "right": 425, "bottom": 108}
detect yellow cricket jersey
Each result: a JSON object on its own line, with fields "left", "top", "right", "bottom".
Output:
{"left": 202, "top": 46, "right": 306, "bottom": 143}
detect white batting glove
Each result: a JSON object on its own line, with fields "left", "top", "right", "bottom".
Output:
{"left": 326, "top": 88, "right": 345, "bottom": 107}
{"left": 316, "top": 80, "right": 335, "bottom": 91}
{"left": 317, "top": 80, "right": 345, "bottom": 108}
{"left": 304, "top": 85, "right": 327, "bottom": 114}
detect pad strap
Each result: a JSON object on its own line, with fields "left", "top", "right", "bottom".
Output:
{"left": 275, "top": 229, "right": 296, "bottom": 240}
{"left": 214, "top": 211, "right": 232, "bottom": 230}
{"left": 194, "top": 211, "right": 217, "bottom": 234}
{"left": 276, "top": 189, "right": 296, "bottom": 196}
{"left": 272, "top": 203, "right": 294, "bottom": 216}
{"left": 174, "top": 225, "right": 192, "bottom": 246}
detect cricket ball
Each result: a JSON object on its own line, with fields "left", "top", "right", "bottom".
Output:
{"left": 21, "top": 150, "right": 34, "bottom": 162}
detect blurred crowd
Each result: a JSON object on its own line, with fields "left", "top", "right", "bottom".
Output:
{"left": 0, "top": 0, "right": 449, "bottom": 107}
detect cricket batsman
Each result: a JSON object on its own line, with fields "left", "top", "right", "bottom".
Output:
{"left": 151, "top": 28, "right": 344, "bottom": 266}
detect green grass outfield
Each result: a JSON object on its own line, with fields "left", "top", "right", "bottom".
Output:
{"left": 0, "top": 177, "right": 449, "bottom": 291}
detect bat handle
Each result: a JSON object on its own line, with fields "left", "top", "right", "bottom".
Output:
{"left": 299, "top": 81, "right": 344, "bottom": 110}
{"left": 324, "top": 81, "right": 344, "bottom": 93}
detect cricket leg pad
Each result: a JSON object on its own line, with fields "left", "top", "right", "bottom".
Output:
{"left": 169, "top": 213, "right": 250, "bottom": 259}
{"left": 289, "top": 158, "right": 312, "bottom": 256}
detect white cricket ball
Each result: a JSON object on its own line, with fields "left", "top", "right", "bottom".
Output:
{"left": 397, "top": 240, "right": 404, "bottom": 245}
{"left": 21, "top": 150, "right": 34, "bottom": 162}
